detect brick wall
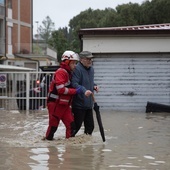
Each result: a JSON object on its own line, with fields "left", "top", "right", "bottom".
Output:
{"left": 20, "top": 0, "right": 32, "bottom": 23}
{"left": 7, "top": 0, "right": 32, "bottom": 54}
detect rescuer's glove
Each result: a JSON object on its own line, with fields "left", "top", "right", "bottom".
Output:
{"left": 76, "top": 87, "right": 83, "bottom": 94}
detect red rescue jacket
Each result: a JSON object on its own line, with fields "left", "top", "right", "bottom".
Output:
{"left": 47, "top": 62, "right": 77, "bottom": 105}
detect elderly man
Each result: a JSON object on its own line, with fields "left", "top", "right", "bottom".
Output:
{"left": 71, "top": 51, "right": 99, "bottom": 136}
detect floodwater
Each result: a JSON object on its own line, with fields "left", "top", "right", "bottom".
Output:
{"left": 0, "top": 109, "right": 170, "bottom": 170}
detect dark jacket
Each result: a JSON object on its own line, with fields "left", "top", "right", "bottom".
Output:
{"left": 72, "top": 62, "right": 96, "bottom": 109}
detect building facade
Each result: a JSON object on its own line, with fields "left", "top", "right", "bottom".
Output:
{"left": 0, "top": 0, "right": 57, "bottom": 70}
{"left": 78, "top": 24, "right": 170, "bottom": 112}
{"left": 0, "top": 0, "right": 33, "bottom": 63}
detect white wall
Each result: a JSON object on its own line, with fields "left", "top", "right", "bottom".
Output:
{"left": 82, "top": 36, "right": 170, "bottom": 53}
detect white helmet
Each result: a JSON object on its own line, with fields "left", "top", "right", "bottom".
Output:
{"left": 61, "top": 51, "right": 79, "bottom": 61}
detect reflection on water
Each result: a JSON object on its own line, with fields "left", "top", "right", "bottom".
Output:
{"left": 0, "top": 109, "right": 170, "bottom": 170}
{"left": 28, "top": 145, "right": 108, "bottom": 170}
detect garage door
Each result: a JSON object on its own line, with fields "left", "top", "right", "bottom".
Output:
{"left": 93, "top": 53, "right": 170, "bottom": 112}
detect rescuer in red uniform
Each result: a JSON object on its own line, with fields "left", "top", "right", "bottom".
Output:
{"left": 45, "top": 51, "right": 82, "bottom": 140}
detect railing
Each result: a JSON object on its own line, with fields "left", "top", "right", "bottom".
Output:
{"left": 0, "top": 71, "right": 54, "bottom": 110}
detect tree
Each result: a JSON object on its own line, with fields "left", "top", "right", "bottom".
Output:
{"left": 140, "top": 0, "right": 153, "bottom": 24}
{"left": 38, "top": 16, "right": 55, "bottom": 44}
{"left": 48, "top": 29, "right": 68, "bottom": 62}
{"left": 149, "top": 0, "right": 170, "bottom": 23}
{"left": 99, "top": 8, "right": 117, "bottom": 27}
{"left": 115, "top": 3, "right": 141, "bottom": 26}
{"left": 140, "top": 0, "right": 170, "bottom": 24}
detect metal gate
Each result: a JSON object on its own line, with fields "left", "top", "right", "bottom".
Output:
{"left": 0, "top": 71, "right": 53, "bottom": 110}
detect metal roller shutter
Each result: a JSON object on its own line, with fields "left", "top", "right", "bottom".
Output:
{"left": 93, "top": 53, "right": 170, "bottom": 112}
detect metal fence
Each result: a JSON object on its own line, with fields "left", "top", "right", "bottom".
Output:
{"left": 0, "top": 71, "right": 54, "bottom": 110}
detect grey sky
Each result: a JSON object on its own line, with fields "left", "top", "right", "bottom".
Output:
{"left": 33, "top": 0, "right": 145, "bottom": 34}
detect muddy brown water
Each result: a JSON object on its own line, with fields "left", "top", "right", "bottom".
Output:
{"left": 0, "top": 109, "right": 170, "bottom": 170}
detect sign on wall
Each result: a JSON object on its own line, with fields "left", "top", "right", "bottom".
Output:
{"left": 0, "top": 74, "right": 6, "bottom": 88}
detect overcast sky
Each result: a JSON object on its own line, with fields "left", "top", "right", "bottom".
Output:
{"left": 33, "top": 0, "right": 145, "bottom": 34}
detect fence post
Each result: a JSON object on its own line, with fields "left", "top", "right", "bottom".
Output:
{"left": 26, "top": 72, "right": 30, "bottom": 110}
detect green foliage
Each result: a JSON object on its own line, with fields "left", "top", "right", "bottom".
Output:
{"left": 48, "top": 29, "right": 68, "bottom": 62}
{"left": 115, "top": 3, "right": 141, "bottom": 26}
{"left": 99, "top": 8, "right": 117, "bottom": 27}
{"left": 140, "top": 0, "right": 170, "bottom": 24}
{"left": 149, "top": 0, "right": 170, "bottom": 23}
{"left": 140, "top": 0, "right": 153, "bottom": 24}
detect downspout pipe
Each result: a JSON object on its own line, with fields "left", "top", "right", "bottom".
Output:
{"left": 4, "top": 0, "right": 7, "bottom": 61}
{"left": 78, "top": 32, "right": 83, "bottom": 52}
{"left": 31, "top": 0, "right": 33, "bottom": 53}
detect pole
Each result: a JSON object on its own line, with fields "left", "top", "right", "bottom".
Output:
{"left": 35, "top": 21, "right": 39, "bottom": 53}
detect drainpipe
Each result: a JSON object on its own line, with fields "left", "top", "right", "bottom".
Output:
{"left": 31, "top": 0, "right": 33, "bottom": 53}
{"left": 78, "top": 34, "right": 83, "bottom": 51}
{"left": 4, "top": 0, "right": 7, "bottom": 62}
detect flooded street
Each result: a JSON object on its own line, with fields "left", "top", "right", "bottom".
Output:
{"left": 0, "top": 109, "right": 170, "bottom": 170}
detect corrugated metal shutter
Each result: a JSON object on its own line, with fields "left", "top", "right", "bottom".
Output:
{"left": 93, "top": 54, "right": 170, "bottom": 112}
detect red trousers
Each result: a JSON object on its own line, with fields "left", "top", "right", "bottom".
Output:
{"left": 45, "top": 101, "right": 75, "bottom": 140}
